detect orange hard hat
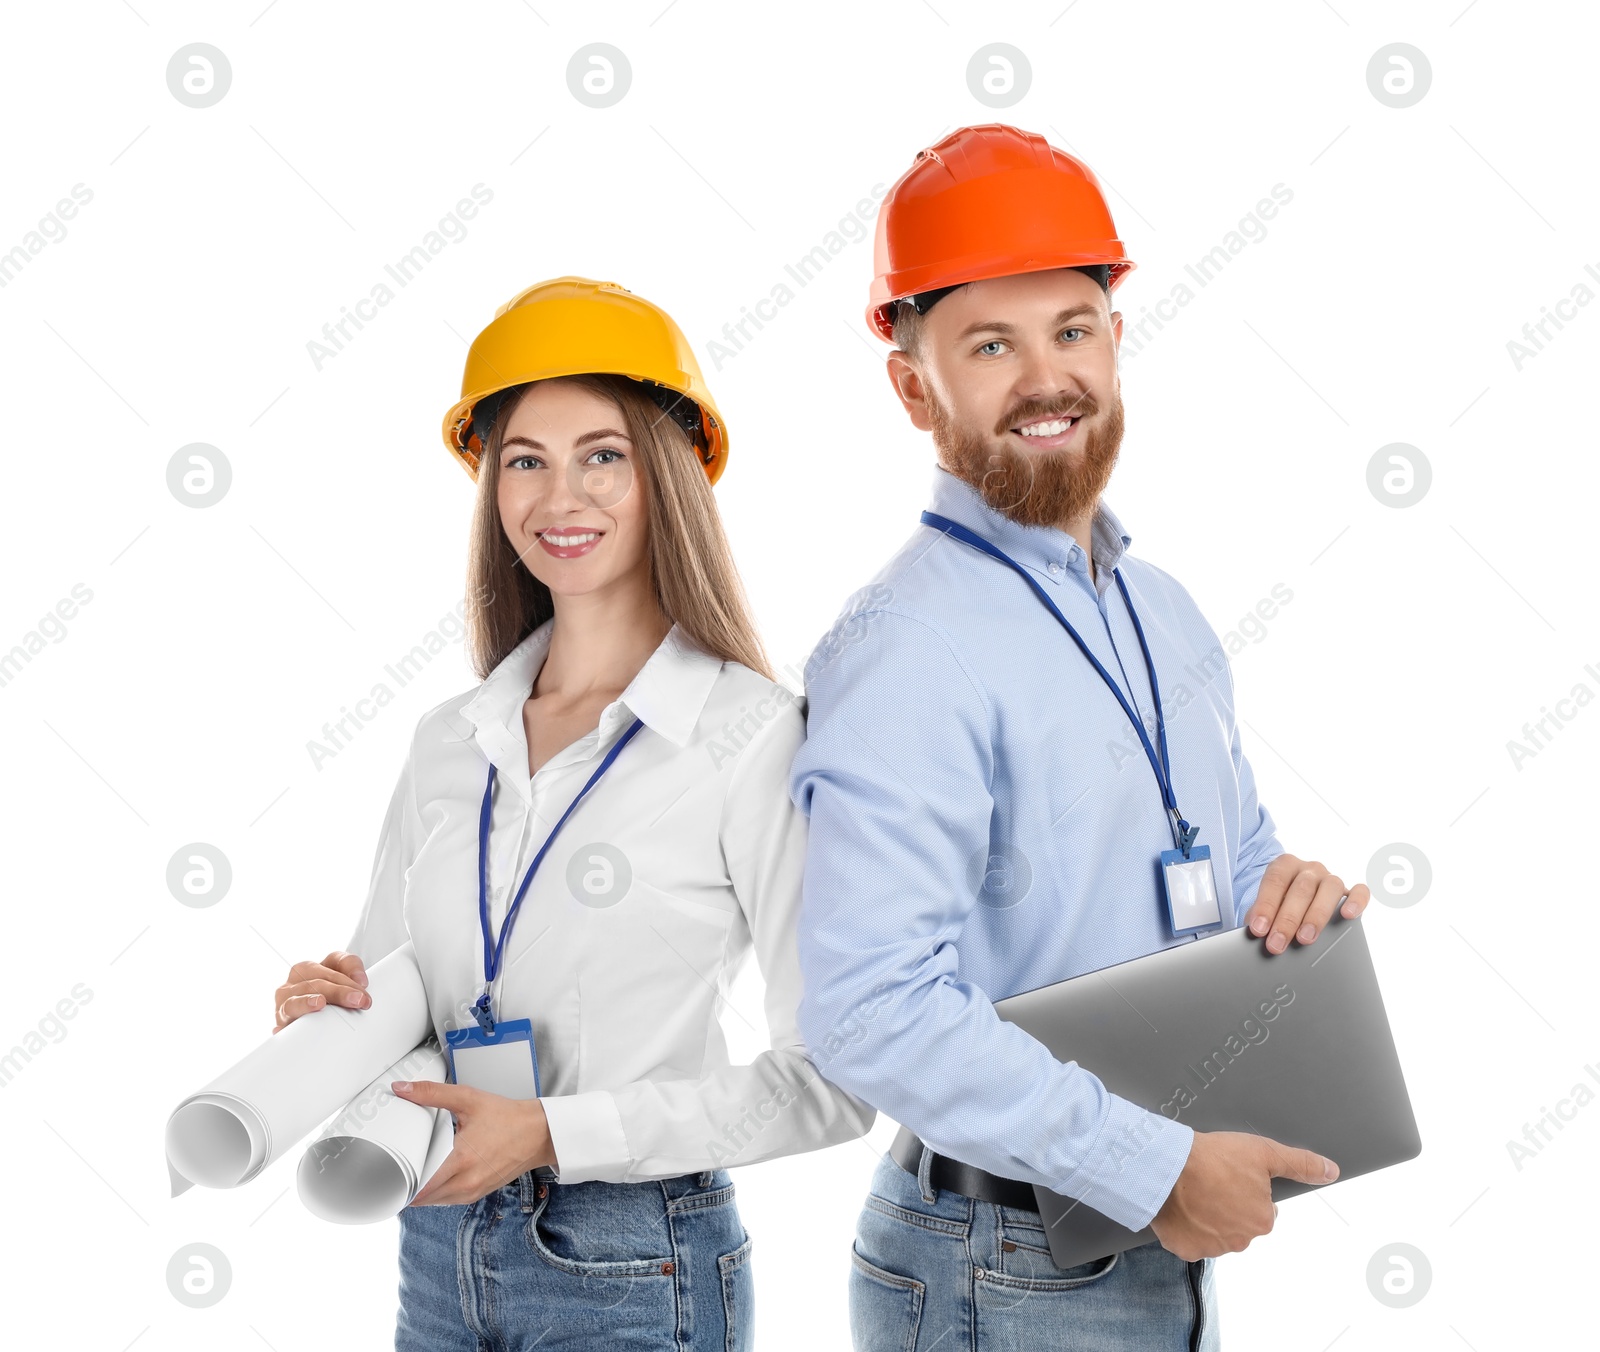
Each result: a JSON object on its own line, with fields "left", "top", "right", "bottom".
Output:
{"left": 866, "top": 123, "right": 1135, "bottom": 342}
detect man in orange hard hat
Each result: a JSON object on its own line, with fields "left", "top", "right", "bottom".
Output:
{"left": 789, "top": 124, "right": 1371, "bottom": 1349}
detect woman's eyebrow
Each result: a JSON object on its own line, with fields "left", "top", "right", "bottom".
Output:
{"left": 501, "top": 427, "right": 631, "bottom": 455}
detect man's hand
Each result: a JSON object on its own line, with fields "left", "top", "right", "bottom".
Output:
{"left": 1150, "top": 1129, "right": 1339, "bottom": 1261}
{"left": 394, "top": 1081, "right": 557, "bottom": 1206}
{"left": 1243, "top": 854, "right": 1369, "bottom": 955}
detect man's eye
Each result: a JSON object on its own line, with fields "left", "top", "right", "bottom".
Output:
{"left": 978, "top": 341, "right": 1005, "bottom": 357}
{"left": 1060, "top": 327, "right": 1085, "bottom": 342}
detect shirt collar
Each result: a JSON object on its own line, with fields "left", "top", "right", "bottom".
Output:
{"left": 459, "top": 618, "right": 722, "bottom": 788}
{"left": 925, "top": 464, "right": 1132, "bottom": 591}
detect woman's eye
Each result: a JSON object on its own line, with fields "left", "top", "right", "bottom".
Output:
{"left": 588, "top": 448, "right": 624, "bottom": 464}
{"left": 977, "top": 340, "right": 1006, "bottom": 357}
{"left": 507, "top": 454, "right": 542, "bottom": 470}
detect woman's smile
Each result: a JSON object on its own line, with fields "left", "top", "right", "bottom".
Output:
{"left": 536, "top": 526, "right": 605, "bottom": 559}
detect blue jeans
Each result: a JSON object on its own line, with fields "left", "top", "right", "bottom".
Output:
{"left": 849, "top": 1153, "right": 1220, "bottom": 1351}
{"left": 395, "top": 1166, "right": 753, "bottom": 1350}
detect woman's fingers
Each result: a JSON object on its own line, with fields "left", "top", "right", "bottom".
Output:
{"left": 410, "top": 1153, "right": 469, "bottom": 1207}
{"left": 322, "top": 950, "right": 369, "bottom": 988}
{"left": 272, "top": 963, "right": 373, "bottom": 1030}
{"left": 283, "top": 976, "right": 372, "bottom": 1009}
{"left": 275, "top": 992, "right": 330, "bottom": 1029}
{"left": 284, "top": 955, "right": 366, "bottom": 989}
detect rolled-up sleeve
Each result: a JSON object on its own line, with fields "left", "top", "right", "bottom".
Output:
{"left": 789, "top": 607, "right": 1193, "bottom": 1232}
{"left": 542, "top": 697, "right": 876, "bottom": 1183}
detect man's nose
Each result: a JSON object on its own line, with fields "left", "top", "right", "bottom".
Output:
{"left": 1012, "top": 347, "right": 1084, "bottom": 407}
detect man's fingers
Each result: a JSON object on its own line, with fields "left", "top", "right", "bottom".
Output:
{"left": 1264, "top": 863, "right": 1324, "bottom": 954}
{"left": 1266, "top": 1140, "right": 1339, "bottom": 1185}
{"left": 1248, "top": 860, "right": 1371, "bottom": 951}
{"left": 1291, "top": 874, "right": 1350, "bottom": 947}
{"left": 1245, "top": 855, "right": 1301, "bottom": 936}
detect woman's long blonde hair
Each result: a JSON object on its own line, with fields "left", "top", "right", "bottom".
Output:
{"left": 464, "top": 373, "right": 773, "bottom": 682}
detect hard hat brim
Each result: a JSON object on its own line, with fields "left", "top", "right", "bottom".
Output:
{"left": 868, "top": 255, "right": 1136, "bottom": 342}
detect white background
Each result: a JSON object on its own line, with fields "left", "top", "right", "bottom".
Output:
{"left": 1, "top": 1, "right": 1595, "bottom": 1347}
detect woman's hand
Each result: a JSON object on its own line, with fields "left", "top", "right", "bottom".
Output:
{"left": 395, "top": 1082, "right": 557, "bottom": 1206}
{"left": 272, "top": 950, "right": 370, "bottom": 1032}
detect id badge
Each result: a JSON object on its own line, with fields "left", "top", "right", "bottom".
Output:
{"left": 444, "top": 1017, "right": 541, "bottom": 1099}
{"left": 1160, "top": 844, "right": 1222, "bottom": 936}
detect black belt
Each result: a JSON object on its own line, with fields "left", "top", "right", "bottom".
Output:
{"left": 889, "top": 1124, "right": 1039, "bottom": 1212}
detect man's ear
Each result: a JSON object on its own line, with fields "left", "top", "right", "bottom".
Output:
{"left": 885, "top": 350, "right": 934, "bottom": 432}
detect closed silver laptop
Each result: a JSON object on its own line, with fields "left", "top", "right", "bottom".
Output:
{"left": 994, "top": 912, "right": 1421, "bottom": 1268}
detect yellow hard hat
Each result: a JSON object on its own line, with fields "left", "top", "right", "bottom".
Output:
{"left": 441, "top": 276, "right": 727, "bottom": 485}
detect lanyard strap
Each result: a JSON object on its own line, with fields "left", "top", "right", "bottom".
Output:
{"left": 473, "top": 715, "right": 646, "bottom": 1030}
{"left": 920, "top": 511, "right": 1196, "bottom": 855}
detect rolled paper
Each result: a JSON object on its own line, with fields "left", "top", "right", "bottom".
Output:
{"left": 296, "top": 1039, "right": 448, "bottom": 1224}
{"left": 165, "top": 942, "right": 431, "bottom": 1194}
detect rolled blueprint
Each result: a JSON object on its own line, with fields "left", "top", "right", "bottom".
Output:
{"left": 296, "top": 1039, "right": 450, "bottom": 1224}
{"left": 165, "top": 941, "right": 431, "bottom": 1196}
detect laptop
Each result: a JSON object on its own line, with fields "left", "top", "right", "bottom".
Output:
{"left": 994, "top": 911, "right": 1421, "bottom": 1268}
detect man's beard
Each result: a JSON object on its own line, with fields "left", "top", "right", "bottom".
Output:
{"left": 928, "top": 385, "right": 1125, "bottom": 529}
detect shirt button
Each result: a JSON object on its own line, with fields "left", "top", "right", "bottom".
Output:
{"left": 1048, "top": 563, "right": 1062, "bottom": 576}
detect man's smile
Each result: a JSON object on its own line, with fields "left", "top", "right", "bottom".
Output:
{"left": 1010, "top": 415, "right": 1081, "bottom": 448}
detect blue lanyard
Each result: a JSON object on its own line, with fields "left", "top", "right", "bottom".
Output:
{"left": 920, "top": 511, "right": 1198, "bottom": 857}
{"left": 472, "top": 715, "right": 646, "bottom": 1031}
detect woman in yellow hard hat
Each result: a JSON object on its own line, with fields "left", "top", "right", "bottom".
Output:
{"left": 270, "top": 277, "right": 873, "bottom": 1349}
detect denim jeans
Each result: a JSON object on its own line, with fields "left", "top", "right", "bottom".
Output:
{"left": 849, "top": 1153, "right": 1220, "bottom": 1351}
{"left": 395, "top": 1165, "right": 753, "bottom": 1351}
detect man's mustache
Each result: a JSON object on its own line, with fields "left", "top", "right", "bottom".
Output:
{"left": 995, "top": 393, "right": 1098, "bottom": 435}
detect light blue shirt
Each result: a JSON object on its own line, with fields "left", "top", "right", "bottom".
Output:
{"left": 789, "top": 465, "right": 1284, "bottom": 1231}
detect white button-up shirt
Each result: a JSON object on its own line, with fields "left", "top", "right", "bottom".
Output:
{"left": 346, "top": 619, "right": 874, "bottom": 1183}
